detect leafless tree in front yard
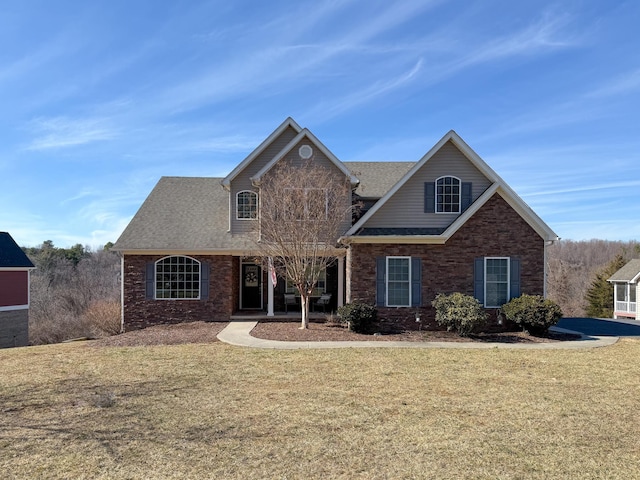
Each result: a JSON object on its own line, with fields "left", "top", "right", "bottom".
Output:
{"left": 254, "top": 158, "right": 355, "bottom": 328}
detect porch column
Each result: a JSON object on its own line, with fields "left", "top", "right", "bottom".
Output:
{"left": 267, "top": 257, "right": 275, "bottom": 317}
{"left": 337, "top": 255, "right": 344, "bottom": 308}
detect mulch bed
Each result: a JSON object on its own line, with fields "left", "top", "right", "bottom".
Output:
{"left": 89, "top": 319, "right": 580, "bottom": 347}
{"left": 91, "top": 321, "right": 229, "bottom": 347}
{"left": 251, "top": 320, "right": 580, "bottom": 343}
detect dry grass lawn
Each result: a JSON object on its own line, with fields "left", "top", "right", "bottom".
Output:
{"left": 1, "top": 337, "right": 640, "bottom": 479}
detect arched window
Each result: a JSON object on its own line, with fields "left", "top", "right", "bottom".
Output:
{"left": 155, "top": 256, "right": 201, "bottom": 299}
{"left": 435, "top": 176, "right": 461, "bottom": 213}
{"left": 237, "top": 191, "right": 258, "bottom": 219}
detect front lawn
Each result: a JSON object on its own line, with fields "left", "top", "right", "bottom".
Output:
{"left": 1, "top": 338, "right": 639, "bottom": 479}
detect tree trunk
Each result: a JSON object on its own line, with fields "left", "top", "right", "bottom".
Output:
{"left": 299, "top": 294, "right": 309, "bottom": 329}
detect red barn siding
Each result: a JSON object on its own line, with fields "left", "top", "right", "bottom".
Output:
{"left": 0, "top": 271, "right": 29, "bottom": 307}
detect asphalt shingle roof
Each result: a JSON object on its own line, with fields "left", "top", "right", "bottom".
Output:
{"left": 608, "top": 259, "right": 640, "bottom": 283}
{"left": 114, "top": 162, "right": 411, "bottom": 251}
{"left": 344, "top": 161, "right": 414, "bottom": 198}
{"left": 114, "top": 177, "right": 255, "bottom": 251}
{"left": 0, "top": 232, "right": 35, "bottom": 268}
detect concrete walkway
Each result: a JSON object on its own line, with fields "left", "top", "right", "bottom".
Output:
{"left": 217, "top": 321, "right": 618, "bottom": 350}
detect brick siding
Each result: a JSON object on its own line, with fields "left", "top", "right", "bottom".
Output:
{"left": 348, "top": 194, "right": 545, "bottom": 330}
{"left": 123, "top": 254, "right": 236, "bottom": 331}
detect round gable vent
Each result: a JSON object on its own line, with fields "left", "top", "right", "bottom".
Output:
{"left": 299, "top": 144, "right": 313, "bottom": 159}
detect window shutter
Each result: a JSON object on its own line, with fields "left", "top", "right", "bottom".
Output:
{"left": 376, "top": 257, "right": 385, "bottom": 307}
{"left": 424, "top": 182, "right": 435, "bottom": 213}
{"left": 411, "top": 257, "right": 422, "bottom": 306}
{"left": 510, "top": 258, "right": 521, "bottom": 299}
{"left": 201, "top": 263, "right": 210, "bottom": 300}
{"left": 145, "top": 262, "right": 155, "bottom": 299}
{"left": 461, "top": 182, "right": 472, "bottom": 211}
{"left": 474, "top": 258, "right": 484, "bottom": 305}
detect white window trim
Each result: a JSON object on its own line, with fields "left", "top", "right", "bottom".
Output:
{"left": 435, "top": 175, "right": 461, "bottom": 214}
{"left": 155, "top": 255, "right": 201, "bottom": 300}
{"left": 484, "top": 257, "right": 510, "bottom": 308}
{"left": 386, "top": 256, "right": 411, "bottom": 307}
{"left": 236, "top": 190, "right": 258, "bottom": 220}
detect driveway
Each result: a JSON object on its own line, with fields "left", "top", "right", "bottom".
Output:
{"left": 557, "top": 317, "right": 640, "bottom": 337}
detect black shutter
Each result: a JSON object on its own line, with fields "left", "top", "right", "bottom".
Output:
{"left": 411, "top": 257, "right": 422, "bottom": 307}
{"left": 201, "top": 263, "right": 210, "bottom": 300}
{"left": 424, "top": 182, "right": 435, "bottom": 213}
{"left": 145, "top": 262, "right": 155, "bottom": 299}
{"left": 376, "top": 257, "right": 385, "bottom": 307}
{"left": 510, "top": 258, "right": 521, "bottom": 300}
{"left": 473, "top": 258, "right": 484, "bottom": 305}
{"left": 461, "top": 182, "right": 472, "bottom": 211}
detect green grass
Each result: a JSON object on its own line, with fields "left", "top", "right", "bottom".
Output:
{"left": 2, "top": 340, "right": 640, "bottom": 479}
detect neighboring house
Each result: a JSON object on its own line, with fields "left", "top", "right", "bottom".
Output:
{"left": 608, "top": 259, "right": 640, "bottom": 320}
{"left": 0, "top": 232, "right": 35, "bottom": 347}
{"left": 113, "top": 117, "right": 558, "bottom": 331}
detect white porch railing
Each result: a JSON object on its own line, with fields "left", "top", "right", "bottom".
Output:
{"left": 616, "top": 301, "right": 637, "bottom": 313}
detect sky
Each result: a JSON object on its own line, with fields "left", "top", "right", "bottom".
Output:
{"left": 1, "top": 0, "right": 639, "bottom": 248}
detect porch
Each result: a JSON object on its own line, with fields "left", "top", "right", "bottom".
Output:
{"left": 230, "top": 311, "right": 331, "bottom": 321}
{"left": 614, "top": 301, "right": 637, "bottom": 320}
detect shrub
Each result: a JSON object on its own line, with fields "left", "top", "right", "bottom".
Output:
{"left": 337, "top": 303, "right": 377, "bottom": 334}
{"left": 431, "top": 292, "right": 487, "bottom": 337}
{"left": 501, "top": 294, "right": 563, "bottom": 334}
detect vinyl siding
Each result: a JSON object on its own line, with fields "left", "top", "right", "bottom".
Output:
{"left": 230, "top": 126, "right": 299, "bottom": 234}
{"left": 362, "top": 140, "right": 492, "bottom": 229}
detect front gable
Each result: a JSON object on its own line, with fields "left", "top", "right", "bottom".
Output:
{"left": 344, "top": 130, "right": 558, "bottom": 243}
{"left": 357, "top": 140, "right": 492, "bottom": 231}
{"left": 226, "top": 121, "right": 358, "bottom": 235}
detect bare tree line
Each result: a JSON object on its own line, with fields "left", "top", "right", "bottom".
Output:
{"left": 24, "top": 242, "right": 121, "bottom": 344}
{"left": 546, "top": 239, "right": 640, "bottom": 317}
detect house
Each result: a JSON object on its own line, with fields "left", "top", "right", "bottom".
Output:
{"left": 0, "top": 232, "right": 35, "bottom": 347}
{"left": 608, "top": 259, "right": 639, "bottom": 320}
{"left": 113, "top": 118, "right": 558, "bottom": 331}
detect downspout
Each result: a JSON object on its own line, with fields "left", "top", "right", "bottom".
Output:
{"left": 543, "top": 239, "right": 557, "bottom": 298}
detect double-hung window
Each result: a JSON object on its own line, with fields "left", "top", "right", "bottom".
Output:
{"left": 484, "top": 257, "right": 509, "bottom": 308}
{"left": 386, "top": 257, "right": 411, "bottom": 307}
{"left": 237, "top": 191, "right": 258, "bottom": 219}
{"left": 155, "top": 256, "right": 201, "bottom": 299}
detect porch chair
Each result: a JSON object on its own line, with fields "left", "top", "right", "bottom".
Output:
{"left": 284, "top": 294, "right": 297, "bottom": 313}
{"left": 313, "top": 293, "right": 332, "bottom": 312}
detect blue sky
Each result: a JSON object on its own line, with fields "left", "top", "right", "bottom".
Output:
{"left": 1, "top": 0, "right": 639, "bottom": 248}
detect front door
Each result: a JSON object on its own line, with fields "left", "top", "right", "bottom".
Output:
{"left": 241, "top": 264, "right": 262, "bottom": 309}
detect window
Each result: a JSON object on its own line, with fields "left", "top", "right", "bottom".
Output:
{"left": 237, "top": 191, "right": 258, "bottom": 219}
{"left": 386, "top": 257, "right": 411, "bottom": 307}
{"left": 484, "top": 257, "right": 509, "bottom": 308}
{"left": 286, "top": 266, "right": 326, "bottom": 296}
{"left": 616, "top": 284, "right": 628, "bottom": 302}
{"left": 155, "top": 256, "right": 201, "bottom": 299}
{"left": 436, "top": 176, "right": 461, "bottom": 213}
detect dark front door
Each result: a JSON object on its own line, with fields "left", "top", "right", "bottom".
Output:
{"left": 241, "top": 264, "right": 262, "bottom": 309}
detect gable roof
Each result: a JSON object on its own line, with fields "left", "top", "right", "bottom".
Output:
{"left": 250, "top": 128, "right": 359, "bottom": 186}
{"left": 113, "top": 177, "right": 255, "bottom": 253}
{"left": 608, "top": 259, "right": 640, "bottom": 283}
{"left": 221, "top": 117, "right": 302, "bottom": 190}
{"left": 0, "top": 232, "right": 35, "bottom": 268}
{"left": 342, "top": 130, "right": 558, "bottom": 243}
{"left": 344, "top": 161, "right": 414, "bottom": 198}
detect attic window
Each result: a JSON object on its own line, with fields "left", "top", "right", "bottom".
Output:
{"left": 237, "top": 191, "right": 258, "bottom": 219}
{"left": 436, "top": 176, "right": 461, "bottom": 213}
{"left": 299, "top": 145, "right": 313, "bottom": 159}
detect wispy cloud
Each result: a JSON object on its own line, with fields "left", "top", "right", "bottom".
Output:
{"left": 303, "top": 59, "right": 424, "bottom": 122}
{"left": 585, "top": 68, "right": 640, "bottom": 98}
{"left": 25, "top": 116, "right": 118, "bottom": 150}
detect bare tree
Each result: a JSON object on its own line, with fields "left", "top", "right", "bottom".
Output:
{"left": 254, "top": 158, "right": 354, "bottom": 328}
